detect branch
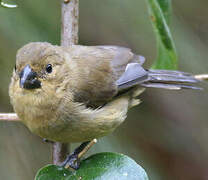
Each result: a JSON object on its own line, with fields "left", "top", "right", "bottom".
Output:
{"left": 195, "top": 74, "right": 208, "bottom": 81}
{"left": 61, "top": 0, "right": 79, "bottom": 46}
{"left": 0, "top": 113, "right": 19, "bottom": 121}
{"left": 0, "top": 0, "right": 18, "bottom": 8}
{"left": 52, "top": 0, "right": 79, "bottom": 166}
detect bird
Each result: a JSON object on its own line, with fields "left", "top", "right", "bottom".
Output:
{"left": 9, "top": 42, "right": 201, "bottom": 169}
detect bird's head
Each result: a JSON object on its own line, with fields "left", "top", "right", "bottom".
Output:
{"left": 12, "top": 42, "right": 70, "bottom": 91}
{"left": 9, "top": 42, "right": 72, "bottom": 109}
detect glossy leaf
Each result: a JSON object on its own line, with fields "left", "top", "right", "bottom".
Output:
{"left": 35, "top": 152, "right": 149, "bottom": 180}
{"left": 146, "top": 0, "right": 177, "bottom": 70}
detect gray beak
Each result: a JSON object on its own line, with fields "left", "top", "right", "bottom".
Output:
{"left": 19, "top": 65, "right": 41, "bottom": 89}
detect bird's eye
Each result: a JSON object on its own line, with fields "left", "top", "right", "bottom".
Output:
{"left": 46, "top": 64, "right": 52, "bottom": 73}
{"left": 14, "top": 64, "right": 17, "bottom": 71}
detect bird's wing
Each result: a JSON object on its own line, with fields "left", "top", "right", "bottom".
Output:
{"left": 95, "top": 46, "right": 148, "bottom": 90}
{"left": 65, "top": 45, "right": 147, "bottom": 107}
{"left": 96, "top": 46, "right": 145, "bottom": 77}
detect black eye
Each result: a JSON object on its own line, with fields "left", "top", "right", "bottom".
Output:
{"left": 14, "top": 64, "right": 17, "bottom": 71}
{"left": 46, "top": 64, "right": 52, "bottom": 73}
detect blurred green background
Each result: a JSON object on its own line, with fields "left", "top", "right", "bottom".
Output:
{"left": 0, "top": 0, "right": 208, "bottom": 179}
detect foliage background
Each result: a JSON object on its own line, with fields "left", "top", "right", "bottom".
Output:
{"left": 0, "top": 0, "right": 208, "bottom": 179}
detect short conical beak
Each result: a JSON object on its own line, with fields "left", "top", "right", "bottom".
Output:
{"left": 19, "top": 65, "right": 41, "bottom": 89}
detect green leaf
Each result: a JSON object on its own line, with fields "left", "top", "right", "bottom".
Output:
{"left": 146, "top": 0, "right": 177, "bottom": 70}
{"left": 0, "top": 0, "right": 17, "bottom": 8}
{"left": 35, "top": 152, "right": 149, "bottom": 180}
{"left": 157, "top": 0, "right": 171, "bottom": 25}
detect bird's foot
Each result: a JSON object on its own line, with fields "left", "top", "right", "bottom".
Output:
{"left": 61, "top": 153, "right": 80, "bottom": 170}
{"left": 61, "top": 139, "right": 97, "bottom": 170}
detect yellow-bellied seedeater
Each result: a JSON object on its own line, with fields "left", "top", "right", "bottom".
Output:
{"left": 9, "top": 42, "right": 201, "bottom": 169}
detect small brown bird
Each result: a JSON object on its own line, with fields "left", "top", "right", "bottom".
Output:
{"left": 9, "top": 42, "right": 201, "bottom": 168}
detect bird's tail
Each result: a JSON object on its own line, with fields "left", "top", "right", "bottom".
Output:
{"left": 141, "top": 69, "right": 202, "bottom": 90}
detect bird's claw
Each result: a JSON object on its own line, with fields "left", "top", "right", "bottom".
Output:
{"left": 61, "top": 153, "right": 80, "bottom": 170}
{"left": 60, "top": 140, "right": 97, "bottom": 170}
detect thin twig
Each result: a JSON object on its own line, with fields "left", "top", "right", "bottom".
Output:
{"left": 61, "top": 0, "right": 79, "bottom": 46}
{"left": 0, "top": 1, "right": 18, "bottom": 8}
{"left": 52, "top": 0, "right": 79, "bottom": 166}
{"left": 195, "top": 74, "right": 208, "bottom": 81}
{"left": 78, "top": 139, "right": 97, "bottom": 159}
{"left": 52, "top": 143, "right": 70, "bottom": 165}
{"left": 0, "top": 113, "right": 19, "bottom": 121}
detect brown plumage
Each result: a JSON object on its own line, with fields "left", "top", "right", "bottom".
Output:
{"left": 9, "top": 42, "right": 201, "bottom": 142}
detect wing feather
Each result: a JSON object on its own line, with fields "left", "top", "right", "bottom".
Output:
{"left": 65, "top": 45, "right": 146, "bottom": 107}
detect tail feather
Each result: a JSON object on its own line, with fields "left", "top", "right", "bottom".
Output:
{"left": 141, "top": 82, "right": 202, "bottom": 90}
{"left": 142, "top": 69, "right": 202, "bottom": 90}
{"left": 148, "top": 69, "right": 192, "bottom": 76}
{"left": 116, "top": 62, "right": 202, "bottom": 91}
{"left": 147, "top": 69, "right": 199, "bottom": 83}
